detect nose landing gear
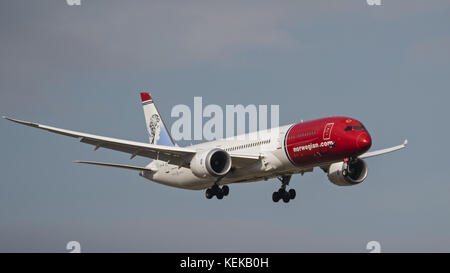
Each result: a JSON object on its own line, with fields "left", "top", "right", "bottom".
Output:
{"left": 272, "top": 175, "right": 296, "bottom": 203}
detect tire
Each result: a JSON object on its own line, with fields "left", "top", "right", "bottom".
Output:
{"left": 272, "top": 192, "right": 280, "bottom": 202}
{"left": 222, "top": 185, "right": 229, "bottom": 196}
{"left": 212, "top": 185, "right": 219, "bottom": 195}
{"left": 216, "top": 191, "right": 224, "bottom": 200}
{"left": 205, "top": 189, "right": 213, "bottom": 199}
{"left": 288, "top": 189, "right": 296, "bottom": 200}
{"left": 282, "top": 193, "right": 290, "bottom": 203}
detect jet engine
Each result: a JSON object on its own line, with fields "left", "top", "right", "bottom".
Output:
{"left": 190, "top": 148, "right": 232, "bottom": 178}
{"left": 327, "top": 158, "right": 368, "bottom": 186}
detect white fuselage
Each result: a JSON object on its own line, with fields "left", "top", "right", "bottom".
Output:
{"left": 140, "top": 124, "right": 307, "bottom": 190}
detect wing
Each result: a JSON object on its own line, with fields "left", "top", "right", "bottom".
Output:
{"left": 359, "top": 139, "right": 408, "bottom": 159}
{"left": 4, "top": 116, "right": 196, "bottom": 166}
{"left": 4, "top": 116, "right": 260, "bottom": 168}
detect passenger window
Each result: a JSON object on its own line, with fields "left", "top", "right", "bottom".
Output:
{"left": 344, "top": 126, "right": 352, "bottom": 131}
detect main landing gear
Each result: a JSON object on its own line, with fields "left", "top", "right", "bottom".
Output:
{"left": 272, "top": 175, "right": 296, "bottom": 203}
{"left": 205, "top": 184, "right": 229, "bottom": 200}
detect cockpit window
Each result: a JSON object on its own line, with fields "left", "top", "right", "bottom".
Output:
{"left": 345, "top": 125, "right": 366, "bottom": 131}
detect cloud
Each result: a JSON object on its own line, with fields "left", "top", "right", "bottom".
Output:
{"left": 0, "top": 1, "right": 296, "bottom": 71}
{"left": 1, "top": 0, "right": 450, "bottom": 111}
{"left": 0, "top": 1, "right": 298, "bottom": 111}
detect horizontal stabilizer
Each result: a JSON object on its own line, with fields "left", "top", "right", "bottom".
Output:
{"left": 75, "top": 160, "right": 153, "bottom": 172}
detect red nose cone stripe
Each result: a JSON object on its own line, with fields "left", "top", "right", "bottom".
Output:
{"left": 140, "top": 92, "right": 152, "bottom": 102}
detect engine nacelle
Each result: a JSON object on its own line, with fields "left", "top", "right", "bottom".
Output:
{"left": 327, "top": 158, "right": 368, "bottom": 186}
{"left": 190, "top": 148, "right": 232, "bottom": 178}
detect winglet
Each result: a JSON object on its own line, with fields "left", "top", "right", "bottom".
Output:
{"left": 404, "top": 139, "right": 408, "bottom": 146}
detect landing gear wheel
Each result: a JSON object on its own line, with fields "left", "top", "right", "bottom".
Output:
{"left": 288, "top": 189, "right": 296, "bottom": 200}
{"left": 211, "top": 185, "right": 220, "bottom": 195}
{"left": 282, "top": 191, "right": 290, "bottom": 203}
{"left": 222, "top": 185, "right": 229, "bottom": 196}
{"left": 273, "top": 175, "right": 295, "bottom": 204}
{"left": 272, "top": 192, "right": 280, "bottom": 202}
{"left": 205, "top": 189, "right": 214, "bottom": 199}
{"left": 216, "top": 190, "right": 224, "bottom": 200}
{"left": 205, "top": 176, "right": 229, "bottom": 200}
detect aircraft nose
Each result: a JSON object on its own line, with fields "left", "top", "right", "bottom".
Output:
{"left": 356, "top": 132, "right": 372, "bottom": 150}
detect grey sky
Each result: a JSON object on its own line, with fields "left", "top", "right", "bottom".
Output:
{"left": 1, "top": 0, "right": 450, "bottom": 252}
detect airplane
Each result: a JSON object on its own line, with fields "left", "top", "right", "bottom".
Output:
{"left": 3, "top": 92, "right": 407, "bottom": 203}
